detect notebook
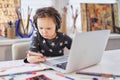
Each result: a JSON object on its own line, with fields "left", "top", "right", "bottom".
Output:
{"left": 44, "top": 30, "right": 110, "bottom": 73}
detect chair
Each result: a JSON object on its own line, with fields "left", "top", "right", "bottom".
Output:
{"left": 12, "top": 42, "right": 70, "bottom": 60}
{"left": 12, "top": 42, "right": 30, "bottom": 60}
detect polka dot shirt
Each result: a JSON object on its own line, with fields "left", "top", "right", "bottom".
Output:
{"left": 29, "top": 31, "right": 72, "bottom": 57}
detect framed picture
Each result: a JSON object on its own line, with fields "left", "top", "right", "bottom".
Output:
{"left": 0, "top": 0, "right": 21, "bottom": 36}
{"left": 81, "top": 3, "right": 119, "bottom": 33}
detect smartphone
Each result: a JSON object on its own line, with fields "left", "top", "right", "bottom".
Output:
{"left": 26, "top": 74, "right": 52, "bottom": 80}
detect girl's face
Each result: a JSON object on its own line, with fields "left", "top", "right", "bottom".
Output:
{"left": 37, "top": 17, "right": 56, "bottom": 39}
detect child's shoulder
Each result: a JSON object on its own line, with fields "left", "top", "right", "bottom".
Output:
{"left": 57, "top": 32, "right": 70, "bottom": 39}
{"left": 57, "top": 32, "right": 67, "bottom": 36}
{"left": 33, "top": 31, "right": 43, "bottom": 39}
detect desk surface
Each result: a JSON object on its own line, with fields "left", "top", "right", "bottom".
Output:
{"left": 81, "top": 49, "right": 120, "bottom": 75}
{"left": 0, "top": 50, "right": 120, "bottom": 80}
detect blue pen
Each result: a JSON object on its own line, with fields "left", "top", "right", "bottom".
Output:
{"left": 25, "top": 72, "right": 36, "bottom": 74}
{"left": 76, "top": 72, "right": 120, "bottom": 78}
{"left": 65, "top": 76, "right": 74, "bottom": 80}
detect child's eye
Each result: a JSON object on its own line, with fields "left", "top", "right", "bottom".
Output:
{"left": 47, "top": 28, "right": 51, "bottom": 30}
{"left": 39, "top": 27, "right": 43, "bottom": 29}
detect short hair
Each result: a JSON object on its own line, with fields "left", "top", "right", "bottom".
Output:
{"left": 33, "top": 7, "right": 62, "bottom": 31}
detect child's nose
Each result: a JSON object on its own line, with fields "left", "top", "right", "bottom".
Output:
{"left": 42, "top": 29, "right": 47, "bottom": 34}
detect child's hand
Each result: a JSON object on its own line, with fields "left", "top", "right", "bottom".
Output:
{"left": 26, "top": 51, "right": 46, "bottom": 63}
{"left": 27, "top": 51, "right": 43, "bottom": 57}
{"left": 27, "top": 56, "right": 46, "bottom": 64}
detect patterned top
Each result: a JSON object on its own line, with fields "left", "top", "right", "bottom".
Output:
{"left": 28, "top": 31, "right": 72, "bottom": 57}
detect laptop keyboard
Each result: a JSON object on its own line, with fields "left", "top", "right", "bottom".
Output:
{"left": 55, "top": 62, "right": 67, "bottom": 70}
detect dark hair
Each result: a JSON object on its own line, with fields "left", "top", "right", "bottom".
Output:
{"left": 33, "top": 7, "right": 62, "bottom": 31}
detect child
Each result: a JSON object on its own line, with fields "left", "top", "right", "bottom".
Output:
{"left": 24, "top": 7, "right": 72, "bottom": 63}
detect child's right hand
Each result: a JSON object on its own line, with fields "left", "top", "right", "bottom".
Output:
{"left": 26, "top": 51, "right": 46, "bottom": 64}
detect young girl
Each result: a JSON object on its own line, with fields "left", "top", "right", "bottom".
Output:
{"left": 24, "top": 7, "right": 72, "bottom": 63}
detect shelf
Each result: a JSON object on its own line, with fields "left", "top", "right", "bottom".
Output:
{"left": 0, "top": 36, "right": 31, "bottom": 45}
{"left": 109, "top": 34, "right": 120, "bottom": 39}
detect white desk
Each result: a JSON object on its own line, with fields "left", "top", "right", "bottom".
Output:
{"left": 0, "top": 50, "right": 120, "bottom": 80}
{"left": 81, "top": 50, "right": 120, "bottom": 75}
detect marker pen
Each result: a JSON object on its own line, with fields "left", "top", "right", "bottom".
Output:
{"left": 56, "top": 73, "right": 74, "bottom": 80}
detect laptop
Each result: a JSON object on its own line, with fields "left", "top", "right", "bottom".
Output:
{"left": 44, "top": 30, "right": 110, "bottom": 73}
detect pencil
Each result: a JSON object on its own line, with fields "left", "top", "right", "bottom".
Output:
{"left": 0, "top": 68, "right": 52, "bottom": 77}
{"left": 76, "top": 72, "right": 120, "bottom": 78}
{"left": 56, "top": 73, "right": 74, "bottom": 80}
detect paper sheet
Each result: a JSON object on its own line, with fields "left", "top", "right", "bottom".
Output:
{"left": 0, "top": 60, "right": 50, "bottom": 76}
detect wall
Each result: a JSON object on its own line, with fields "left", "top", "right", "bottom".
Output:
{"left": 20, "top": 0, "right": 70, "bottom": 20}
{"left": 69, "top": 0, "right": 117, "bottom": 4}
{"left": 67, "top": 0, "right": 119, "bottom": 33}
{"left": 21, "top": 0, "right": 120, "bottom": 33}
{"left": 21, "top": 0, "right": 54, "bottom": 20}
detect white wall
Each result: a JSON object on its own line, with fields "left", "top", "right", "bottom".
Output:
{"left": 67, "top": 0, "right": 119, "bottom": 33}
{"left": 21, "top": 0, "right": 69, "bottom": 19}
{"left": 20, "top": 0, "right": 120, "bottom": 33}
{"left": 69, "top": 0, "right": 117, "bottom": 4}
{"left": 21, "top": 0, "right": 54, "bottom": 20}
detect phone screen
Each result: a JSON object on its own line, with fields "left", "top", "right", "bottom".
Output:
{"left": 26, "top": 74, "right": 51, "bottom": 80}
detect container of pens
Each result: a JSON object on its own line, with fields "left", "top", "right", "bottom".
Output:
{"left": 15, "top": 6, "right": 34, "bottom": 38}
{"left": 15, "top": 19, "right": 34, "bottom": 38}
{"left": 7, "top": 21, "right": 16, "bottom": 39}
